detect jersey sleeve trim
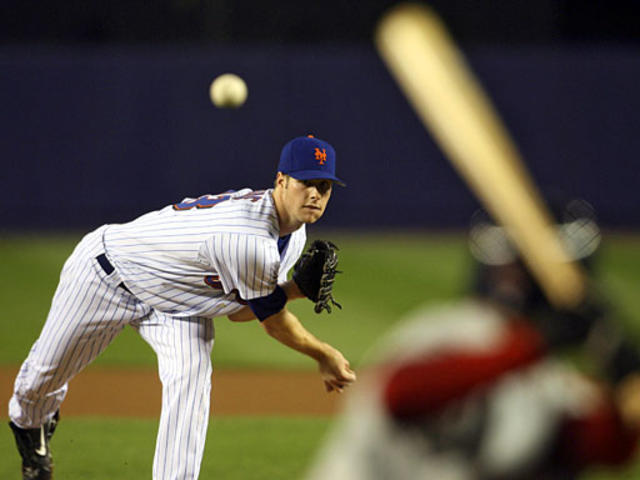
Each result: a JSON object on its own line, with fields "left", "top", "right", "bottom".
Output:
{"left": 247, "top": 285, "right": 288, "bottom": 321}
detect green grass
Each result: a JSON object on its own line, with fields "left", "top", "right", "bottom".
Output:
{"left": 0, "top": 416, "right": 331, "bottom": 480}
{"left": 0, "top": 416, "right": 637, "bottom": 480}
{"left": 3, "top": 231, "right": 640, "bottom": 368}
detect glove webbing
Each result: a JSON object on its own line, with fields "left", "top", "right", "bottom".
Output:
{"left": 315, "top": 253, "right": 342, "bottom": 314}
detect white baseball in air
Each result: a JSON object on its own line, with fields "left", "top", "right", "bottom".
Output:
{"left": 209, "top": 73, "right": 248, "bottom": 108}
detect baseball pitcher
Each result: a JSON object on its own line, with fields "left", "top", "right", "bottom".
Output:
{"left": 8, "top": 134, "right": 356, "bottom": 480}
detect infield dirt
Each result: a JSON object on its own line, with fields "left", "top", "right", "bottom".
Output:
{"left": 0, "top": 367, "right": 341, "bottom": 418}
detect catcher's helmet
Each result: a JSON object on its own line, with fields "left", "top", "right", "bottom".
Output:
{"left": 468, "top": 198, "right": 601, "bottom": 313}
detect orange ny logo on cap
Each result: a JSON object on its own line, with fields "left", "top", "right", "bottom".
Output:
{"left": 314, "top": 148, "right": 327, "bottom": 165}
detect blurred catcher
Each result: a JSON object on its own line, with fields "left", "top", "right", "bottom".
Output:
{"left": 7, "top": 134, "right": 356, "bottom": 480}
{"left": 307, "top": 198, "right": 640, "bottom": 480}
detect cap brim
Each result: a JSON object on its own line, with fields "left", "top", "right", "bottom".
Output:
{"left": 288, "top": 170, "right": 346, "bottom": 187}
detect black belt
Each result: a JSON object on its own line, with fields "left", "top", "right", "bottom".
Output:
{"left": 96, "top": 254, "right": 132, "bottom": 294}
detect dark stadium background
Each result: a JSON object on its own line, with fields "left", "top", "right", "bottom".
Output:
{"left": 2, "top": 0, "right": 639, "bottom": 230}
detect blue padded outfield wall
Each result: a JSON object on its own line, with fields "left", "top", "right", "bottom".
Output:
{"left": 1, "top": 44, "right": 639, "bottom": 230}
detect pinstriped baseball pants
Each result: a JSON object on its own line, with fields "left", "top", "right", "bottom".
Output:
{"left": 9, "top": 226, "right": 215, "bottom": 480}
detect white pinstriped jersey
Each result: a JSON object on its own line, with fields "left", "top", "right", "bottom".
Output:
{"left": 102, "top": 188, "right": 306, "bottom": 318}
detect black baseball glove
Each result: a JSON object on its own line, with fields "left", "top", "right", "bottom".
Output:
{"left": 293, "top": 240, "right": 342, "bottom": 313}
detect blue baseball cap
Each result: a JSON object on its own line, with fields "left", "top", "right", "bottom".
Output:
{"left": 278, "top": 135, "right": 346, "bottom": 187}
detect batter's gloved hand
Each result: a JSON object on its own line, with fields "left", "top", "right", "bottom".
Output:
{"left": 293, "top": 240, "right": 342, "bottom": 314}
{"left": 542, "top": 294, "right": 606, "bottom": 348}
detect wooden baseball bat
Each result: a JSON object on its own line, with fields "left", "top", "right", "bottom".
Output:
{"left": 375, "top": 3, "right": 587, "bottom": 309}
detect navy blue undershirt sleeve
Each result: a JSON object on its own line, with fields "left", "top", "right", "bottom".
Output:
{"left": 248, "top": 285, "right": 288, "bottom": 321}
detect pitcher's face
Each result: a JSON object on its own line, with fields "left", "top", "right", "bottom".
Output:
{"left": 277, "top": 173, "right": 333, "bottom": 225}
